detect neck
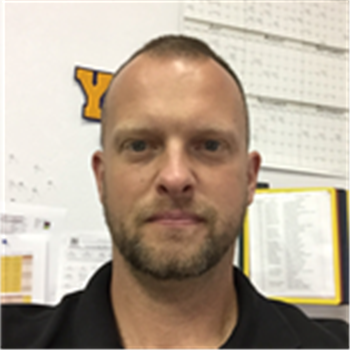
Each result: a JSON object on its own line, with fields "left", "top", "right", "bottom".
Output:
{"left": 110, "top": 247, "right": 238, "bottom": 349}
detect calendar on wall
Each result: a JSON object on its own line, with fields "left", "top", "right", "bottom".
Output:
{"left": 181, "top": 0, "right": 348, "bottom": 177}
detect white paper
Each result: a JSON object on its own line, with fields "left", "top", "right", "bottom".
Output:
{"left": 54, "top": 231, "right": 112, "bottom": 304}
{"left": 1, "top": 233, "right": 49, "bottom": 304}
{"left": 0, "top": 202, "right": 67, "bottom": 234}
{"left": 248, "top": 190, "right": 336, "bottom": 299}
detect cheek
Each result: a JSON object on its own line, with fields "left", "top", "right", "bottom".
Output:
{"left": 104, "top": 166, "right": 149, "bottom": 209}
{"left": 205, "top": 168, "right": 248, "bottom": 213}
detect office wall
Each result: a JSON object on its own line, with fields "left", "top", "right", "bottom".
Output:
{"left": 5, "top": 2, "right": 180, "bottom": 230}
{"left": 4, "top": 2, "right": 348, "bottom": 319}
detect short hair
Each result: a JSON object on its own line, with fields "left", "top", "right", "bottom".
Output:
{"left": 101, "top": 34, "right": 249, "bottom": 148}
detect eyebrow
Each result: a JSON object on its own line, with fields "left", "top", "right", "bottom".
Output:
{"left": 112, "top": 123, "right": 236, "bottom": 138}
{"left": 111, "top": 126, "right": 161, "bottom": 142}
{"left": 189, "top": 126, "right": 237, "bottom": 138}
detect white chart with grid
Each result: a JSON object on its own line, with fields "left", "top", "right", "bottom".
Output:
{"left": 181, "top": 1, "right": 348, "bottom": 177}
{"left": 248, "top": 97, "right": 347, "bottom": 175}
{"left": 183, "top": 1, "right": 348, "bottom": 49}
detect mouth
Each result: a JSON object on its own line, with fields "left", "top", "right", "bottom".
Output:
{"left": 146, "top": 210, "right": 205, "bottom": 227}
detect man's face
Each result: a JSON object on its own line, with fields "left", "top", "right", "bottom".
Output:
{"left": 93, "top": 54, "right": 260, "bottom": 280}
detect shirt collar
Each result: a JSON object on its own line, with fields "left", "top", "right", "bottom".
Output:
{"left": 72, "top": 262, "right": 300, "bottom": 348}
{"left": 221, "top": 267, "right": 300, "bottom": 348}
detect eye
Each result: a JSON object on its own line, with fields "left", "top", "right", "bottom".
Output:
{"left": 203, "top": 139, "right": 220, "bottom": 152}
{"left": 129, "top": 140, "right": 147, "bottom": 152}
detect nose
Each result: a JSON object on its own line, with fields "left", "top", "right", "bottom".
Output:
{"left": 155, "top": 144, "right": 195, "bottom": 199}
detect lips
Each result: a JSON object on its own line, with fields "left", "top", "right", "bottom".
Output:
{"left": 147, "top": 210, "right": 204, "bottom": 226}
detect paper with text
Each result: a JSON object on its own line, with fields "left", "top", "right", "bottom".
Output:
{"left": 245, "top": 189, "right": 340, "bottom": 304}
{"left": 55, "top": 232, "right": 112, "bottom": 303}
{"left": 1, "top": 234, "right": 48, "bottom": 304}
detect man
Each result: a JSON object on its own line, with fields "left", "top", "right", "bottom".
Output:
{"left": 2, "top": 35, "right": 348, "bottom": 348}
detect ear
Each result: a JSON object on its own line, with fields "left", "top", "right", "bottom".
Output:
{"left": 246, "top": 151, "right": 261, "bottom": 205}
{"left": 92, "top": 150, "right": 105, "bottom": 203}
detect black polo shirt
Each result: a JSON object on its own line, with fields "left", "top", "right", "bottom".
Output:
{"left": 1, "top": 262, "right": 348, "bottom": 348}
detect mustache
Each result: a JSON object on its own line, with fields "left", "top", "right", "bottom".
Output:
{"left": 133, "top": 200, "right": 218, "bottom": 226}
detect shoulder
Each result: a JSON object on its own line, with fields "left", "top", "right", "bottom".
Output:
{"left": 1, "top": 262, "right": 115, "bottom": 349}
{"left": 1, "top": 291, "right": 82, "bottom": 348}
{"left": 232, "top": 267, "right": 349, "bottom": 348}
{"left": 269, "top": 299, "right": 349, "bottom": 348}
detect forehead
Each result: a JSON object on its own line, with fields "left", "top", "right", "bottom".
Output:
{"left": 103, "top": 54, "right": 246, "bottom": 141}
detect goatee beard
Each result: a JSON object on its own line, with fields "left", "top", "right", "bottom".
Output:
{"left": 103, "top": 195, "right": 244, "bottom": 281}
